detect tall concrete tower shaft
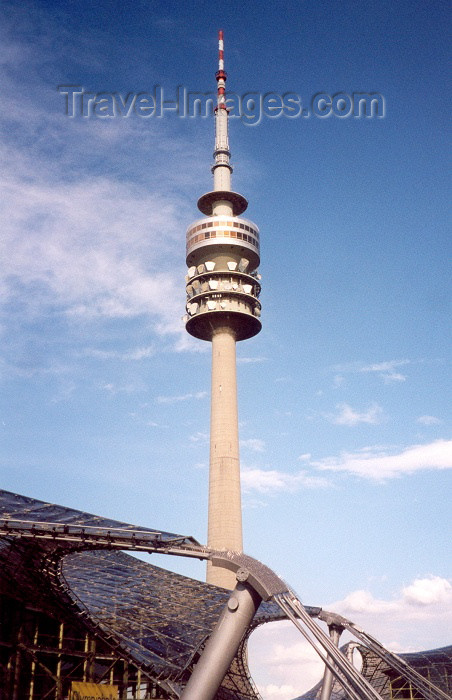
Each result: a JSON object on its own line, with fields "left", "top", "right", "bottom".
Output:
{"left": 184, "top": 31, "right": 262, "bottom": 589}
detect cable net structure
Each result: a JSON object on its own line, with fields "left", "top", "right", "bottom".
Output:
{"left": 297, "top": 644, "right": 452, "bottom": 700}
{"left": 1, "top": 489, "right": 450, "bottom": 700}
{"left": 275, "top": 594, "right": 450, "bottom": 700}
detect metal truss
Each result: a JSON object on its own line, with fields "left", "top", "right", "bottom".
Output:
{"left": 1, "top": 494, "right": 449, "bottom": 700}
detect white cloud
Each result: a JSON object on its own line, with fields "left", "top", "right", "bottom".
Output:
{"left": 156, "top": 391, "right": 207, "bottom": 404}
{"left": 258, "top": 684, "right": 298, "bottom": 699}
{"left": 1, "top": 171, "right": 185, "bottom": 325}
{"left": 333, "top": 374, "right": 345, "bottom": 387}
{"left": 0, "top": 22, "right": 208, "bottom": 354}
{"left": 50, "top": 379, "right": 76, "bottom": 403}
{"left": 237, "top": 356, "right": 267, "bottom": 364}
{"left": 382, "top": 372, "right": 407, "bottom": 383}
{"left": 173, "top": 333, "right": 209, "bottom": 354}
{"left": 248, "top": 621, "right": 324, "bottom": 700}
{"left": 338, "top": 589, "right": 398, "bottom": 614}
{"left": 402, "top": 576, "right": 452, "bottom": 606}
{"left": 249, "top": 576, "right": 452, "bottom": 698}
{"left": 417, "top": 415, "right": 442, "bottom": 426}
{"left": 241, "top": 438, "right": 265, "bottom": 452}
{"left": 243, "top": 497, "right": 268, "bottom": 510}
{"left": 124, "top": 346, "right": 156, "bottom": 360}
{"left": 189, "top": 432, "right": 209, "bottom": 444}
{"left": 83, "top": 346, "right": 155, "bottom": 361}
{"left": 332, "top": 359, "right": 410, "bottom": 383}
{"left": 241, "top": 468, "right": 331, "bottom": 494}
{"left": 101, "top": 381, "right": 143, "bottom": 395}
{"left": 328, "top": 402, "right": 384, "bottom": 426}
{"left": 311, "top": 439, "right": 452, "bottom": 480}
{"left": 330, "top": 575, "right": 452, "bottom": 646}
{"left": 360, "top": 360, "right": 410, "bottom": 374}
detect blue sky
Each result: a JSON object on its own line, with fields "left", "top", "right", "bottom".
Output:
{"left": 1, "top": 1, "right": 450, "bottom": 697}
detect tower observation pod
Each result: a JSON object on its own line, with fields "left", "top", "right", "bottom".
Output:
{"left": 184, "top": 31, "right": 262, "bottom": 589}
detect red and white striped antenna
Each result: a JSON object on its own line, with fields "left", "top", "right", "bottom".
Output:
{"left": 209, "top": 30, "right": 235, "bottom": 196}
{"left": 216, "top": 29, "right": 227, "bottom": 110}
{"left": 218, "top": 29, "right": 224, "bottom": 70}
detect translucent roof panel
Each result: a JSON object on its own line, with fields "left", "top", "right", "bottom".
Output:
{"left": 62, "top": 550, "right": 230, "bottom": 676}
{"left": 0, "top": 489, "right": 287, "bottom": 698}
{"left": 0, "top": 490, "right": 199, "bottom": 545}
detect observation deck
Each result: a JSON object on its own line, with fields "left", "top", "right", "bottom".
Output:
{"left": 184, "top": 215, "right": 261, "bottom": 341}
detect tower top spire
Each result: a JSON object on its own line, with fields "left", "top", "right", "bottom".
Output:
{"left": 216, "top": 29, "right": 227, "bottom": 111}
{"left": 197, "top": 30, "right": 248, "bottom": 217}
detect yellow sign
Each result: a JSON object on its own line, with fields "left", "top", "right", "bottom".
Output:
{"left": 70, "top": 682, "right": 118, "bottom": 700}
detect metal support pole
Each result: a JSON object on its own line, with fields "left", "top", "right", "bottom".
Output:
{"left": 180, "top": 580, "right": 261, "bottom": 700}
{"left": 121, "top": 660, "right": 129, "bottom": 700}
{"left": 28, "top": 621, "right": 39, "bottom": 700}
{"left": 12, "top": 625, "right": 23, "bottom": 700}
{"left": 319, "top": 624, "right": 343, "bottom": 700}
{"left": 56, "top": 621, "right": 64, "bottom": 700}
{"left": 136, "top": 668, "right": 141, "bottom": 699}
{"left": 83, "top": 634, "right": 88, "bottom": 681}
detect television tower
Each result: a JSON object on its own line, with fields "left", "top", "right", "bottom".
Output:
{"left": 184, "top": 31, "right": 262, "bottom": 589}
